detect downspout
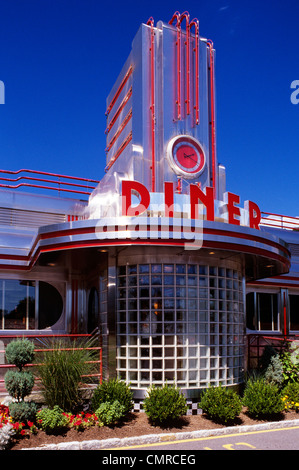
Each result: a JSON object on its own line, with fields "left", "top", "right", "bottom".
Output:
{"left": 169, "top": 11, "right": 182, "bottom": 121}
{"left": 180, "top": 11, "right": 190, "bottom": 116}
{"left": 189, "top": 18, "right": 200, "bottom": 125}
{"left": 207, "top": 39, "right": 216, "bottom": 190}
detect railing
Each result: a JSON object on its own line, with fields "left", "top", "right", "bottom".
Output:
{"left": 247, "top": 333, "right": 299, "bottom": 370}
{"left": 0, "top": 332, "right": 102, "bottom": 396}
{"left": 260, "top": 211, "right": 299, "bottom": 231}
{"left": 0, "top": 169, "right": 100, "bottom": 199}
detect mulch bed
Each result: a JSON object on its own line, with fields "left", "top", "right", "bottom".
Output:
{"left": 9, "top": 408, "right": 299, "bottom": 450}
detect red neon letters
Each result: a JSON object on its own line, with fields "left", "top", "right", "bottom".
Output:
{"left": 122, "top": 180, "right": 261, "bottom": 230}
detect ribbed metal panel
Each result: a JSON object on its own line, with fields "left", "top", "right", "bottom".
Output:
{"left": 0, "top": 206, "right": 66, "bottom": 228}
{"left": 288, "top": 243, "right": 299, "bottom": 258}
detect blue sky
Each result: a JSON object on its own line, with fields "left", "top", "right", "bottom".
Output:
{"left": 0, "top": 0, "right": 299, "bottom": 216}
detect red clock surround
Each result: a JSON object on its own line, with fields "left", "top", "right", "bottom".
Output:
{"left": 167, "top": 135, "right": 206, "bottom": 177}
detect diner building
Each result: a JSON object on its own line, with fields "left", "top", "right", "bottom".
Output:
{"left": 0, "top": 12, "right": 298, "bottom": 401}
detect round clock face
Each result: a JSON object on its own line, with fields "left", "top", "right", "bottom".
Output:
{"left": 167, "top": 136, "right": 206, "bottom": 177}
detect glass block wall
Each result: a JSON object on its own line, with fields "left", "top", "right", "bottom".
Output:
{"left": 116, "top": 262, "right": 245, "bottom": 393}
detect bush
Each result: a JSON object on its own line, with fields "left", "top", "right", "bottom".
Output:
{"left": 9, "top": 401, "right": 38, "bottom": 423}
{"left": 280, "top": 342, "right": 299, "bottom": 385}
{"left": 5, "top": 339, "right": 35, "bottom": 371}
{"left": 37, "top": 337, "right": 99, "bottom": 411}
{"left": 282, "top": 382, "right": 299, "bottom": 411}
{"left": 37, "top": 405, "right": 69, "bottom": 434}
{"left": 143, "top": 383, "right": 187, "bottom": 425}
{"left": 91, "top": 378, "right": 133, "bottom": 416}
{"left": 4, "top": 338, "right": 37, "bottom": 425}
{"left": 243, "top": 378, "right": 285, "bottom": 418}
{"left": 5, "top": 370, "right": 34, "bottom": 401}
{"left": 198, "top": 386, "right": 242, "bottom": 424}
{"left": 95, "top": 400, "right": 126, "bottom": 426}
{"left": 264, "top": 354, "right": 284, "bottom": 388}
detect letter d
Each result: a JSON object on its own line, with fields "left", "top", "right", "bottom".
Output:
{"left": 121, "top": 180, "right": 150, "bottom": 216}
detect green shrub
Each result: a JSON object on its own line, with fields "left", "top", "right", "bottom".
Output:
{"left": 9, "top": 401, "right": 38, "bottom": 423}
{"left": 95, "top": 400, "right": 126, "bottom": 426}
{"left": 282, "top": 382, "right": 299, "bottom": 411}
{"left": 5, "top": 339, "right": 35, "bottom": 371}
{"left": 243, "top": 378, "right": 284, "bottom": 418}
{"left": 4, "top": 338, "right": 36, "bottom": 423}
{"left": 37, "top": 337, "right": 99, "bottom": 411}
{"left": 280, "top": 343, "right": 299, "bottom": 385}
{"left": 37, "top": 405, "right": 69, "bottom": 434}
{"left": 5, "top": 370, "right": 34, "bottom": 401}
{"left": 91, "top": 378, "right": 133, "bottom": 415}
{"left": 264, "top": 353, "right": 284, "bottom": 388}
{"left": 198, "top": 386, "right": 242, "bottom": 424}
{"left": 143, "top": 383, "right": 187, "bottom": 425}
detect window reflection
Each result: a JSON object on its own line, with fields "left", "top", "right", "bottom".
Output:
{"left": 0, "top": 279, "right": 63, "bottom": 331}
{"left": 3, "top": 281, "right": 35, "bottom": 330}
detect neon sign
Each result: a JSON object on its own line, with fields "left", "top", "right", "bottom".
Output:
{"left": 121, "top": 180, "right": 261, "bottom": 230}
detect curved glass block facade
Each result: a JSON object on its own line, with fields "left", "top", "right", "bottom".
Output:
{"left": 116, "top": 262, "right": 245, "bottom": 394}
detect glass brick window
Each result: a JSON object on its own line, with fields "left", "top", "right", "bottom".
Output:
{"left": 116, "top": 263, "right": 245, "bottom": 390}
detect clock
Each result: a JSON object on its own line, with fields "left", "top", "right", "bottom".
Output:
{"left": 167, "top": 135, "right": 206, "bottom": 178}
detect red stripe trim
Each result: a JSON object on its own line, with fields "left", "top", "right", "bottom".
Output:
{"left": 0, "top": 224, "right": 290, "bottom": 270}
{"left": 105, "top": 66, "right": 133, "bottom": 116}
{"left": 248, "top": 281, "right": 299, "bottom": 288}
{"left": 105, "top": 87, "right": 132, "bottom": 135}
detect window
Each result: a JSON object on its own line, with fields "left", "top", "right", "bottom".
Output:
{"left": 0, "top": 279, "right": 63, "bottom": 330}
{"left": 290, "top": 295, "right": 299, "bottom": 331}
{"left": 246, "top": 292, "right": 279, "bottom": 331}
{"left": 87, "top": 287, "right": 99, "bottom": 333}
{"left": 0, "top": 280, "right": 35, "bottom": 330}
{"left": 38, "top": 282, "right": 63, "bottom": 329}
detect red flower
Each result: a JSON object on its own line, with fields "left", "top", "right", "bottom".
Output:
{"left": 27, "top": 421, "right": 34, "bottom": 427}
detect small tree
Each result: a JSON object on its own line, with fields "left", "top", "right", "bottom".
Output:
{"left": 4, "top": 338, "right": 38, "bottom": 422}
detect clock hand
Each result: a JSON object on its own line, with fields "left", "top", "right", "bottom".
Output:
{"left": 183, "top": 153, "right": 197, "bottom": 163}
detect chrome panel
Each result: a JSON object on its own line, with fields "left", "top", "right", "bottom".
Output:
{"left": 0, "top": 188, "right": 87, "bottom": 215}
{"left": 93, "top": 19, "right": 217, "bottom": 202}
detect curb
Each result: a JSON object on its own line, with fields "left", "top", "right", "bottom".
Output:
{"left": 21, "top": 418, "right": 299, "bottom": 450}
